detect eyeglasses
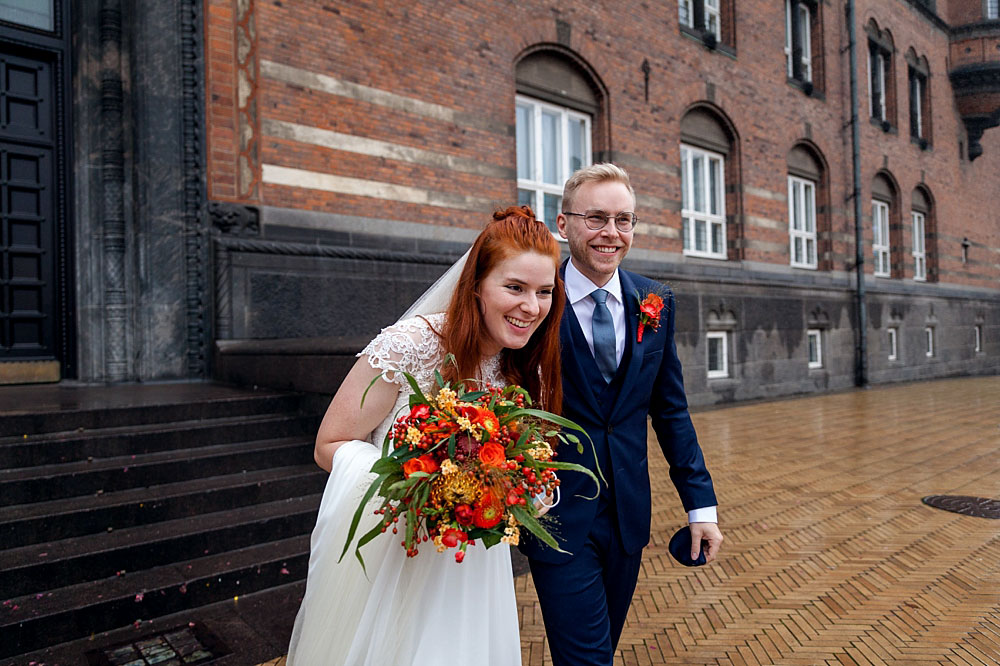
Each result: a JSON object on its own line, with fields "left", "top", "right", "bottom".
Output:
{"left": 563, "top": 210, "right": 639, "bottom": 232}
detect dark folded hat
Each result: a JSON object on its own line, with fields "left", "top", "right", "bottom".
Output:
{"left": 668, "top": 526, "right": 707, "bottom": 567}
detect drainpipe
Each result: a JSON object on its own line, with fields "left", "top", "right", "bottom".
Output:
{"left": 847, "top": 0, "right": 867, "bottom": 387}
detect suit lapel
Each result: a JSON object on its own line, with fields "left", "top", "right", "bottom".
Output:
{"left": 609, "top": 271, "right": 645, "bottom": 422}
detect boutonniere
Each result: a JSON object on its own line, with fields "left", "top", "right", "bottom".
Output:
{"left": 636, "top": 291, "right": 665, "bottom": 342}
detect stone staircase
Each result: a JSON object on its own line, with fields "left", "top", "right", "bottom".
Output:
{"left": 0, "top": 386, "right": 326, "bottom": 664}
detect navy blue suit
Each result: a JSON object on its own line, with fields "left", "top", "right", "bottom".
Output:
{"left": 520, "top": 264, "right": 717, "bottom": 664}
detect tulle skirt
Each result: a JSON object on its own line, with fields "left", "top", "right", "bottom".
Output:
{"left": 287, "top": 440, "right": 522, "bottom": 666}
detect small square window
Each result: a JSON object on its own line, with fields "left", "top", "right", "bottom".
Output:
{"left": 888, "top": 327, "right": 898, "bottom": 361}
{"left": 707, "top": 331, "right": 728, "bottom": 378}
{"left": 925, "top": 326, "right": 934, "bottom": 357}
{"left": 807, "top": 329, "right": 823, "bottom": 368}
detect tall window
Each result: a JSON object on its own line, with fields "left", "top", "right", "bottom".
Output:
{"left": 907, "top": 66, "right": 930, "bottom": 141}
{"left": 912, "top": 211, "right": 926, "bottom": 281}
{"left": 789, "top": 176, "right": 817, "bottom": 268}
{"left": 888, "top": 327, "right": 898, "bottom": 361}
{"left": 680, "top": 0, "right": 720, "bottom": 34}
{"left": 872, "top": 200, "right": 890, "bottom": 277}
{"left": 707, "top": 331, "right": 728, "bottom": 378}
{"left": 869, "top": 45, "right": 888, "bottom": 122}
{"left": 988, "top": 0, "right": 998, "bottom": 19}
{"left": 681, "top": 145, "right": 726, "bottom": 258}
{"left": 807, "top": 329, "right": 823, "bottom": 368}
{"left": 785, "top": 0, "right": 812, "bottom": 83}
{"left": 516, "top": 96, "right": 591, "bottom": 231}
{"left": 924, "top": 327, "right": 934, "bottom": 357}
{"left": 974, "top": 325, "right": 983, "bottom": 353}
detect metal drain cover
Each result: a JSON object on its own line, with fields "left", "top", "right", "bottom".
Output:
{"left": 921, "top": 495, "right": 1000, "bottom": 519}
{"left": 86, "top": 623, "right": 230, "bottom": 665}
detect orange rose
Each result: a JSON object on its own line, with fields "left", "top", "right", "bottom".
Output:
{"left": 460, "top": 406, "right": 501, "bottom": 436}
{"left": 403, "top": 454, "right": 440, "bottom": 478}
{"left": 477, "top": 442, "right": 506, "bottom": 468}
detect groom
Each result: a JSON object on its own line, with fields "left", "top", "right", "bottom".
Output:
{"left": 520, "top": 163, "right": 723, "bottom": 665}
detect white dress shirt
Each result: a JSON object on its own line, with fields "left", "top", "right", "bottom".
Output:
{"left": 563, "top": 259, "right": 718, "bottom": 526}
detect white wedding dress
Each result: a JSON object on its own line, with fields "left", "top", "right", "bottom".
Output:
{"left": 287, "top": 314, "right": 522, "bottom": 666}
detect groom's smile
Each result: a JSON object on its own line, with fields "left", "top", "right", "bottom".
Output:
{"left": 557, "top": 180, "right": 635, "bottom": 288}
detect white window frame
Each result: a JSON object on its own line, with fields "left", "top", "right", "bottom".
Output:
{"left": 679, "top": 0, "right": 693, "bottom": 27}
{"left": 910, "top": 71, "right": 924, "bottom": 139}
{"left": 912, "top": 211, "right": 926, "bottom": 281}
{"left": 784, "top": 0, "right": 812, "bottom": 82}
{"left": 515, "top": 95, "right": 592, "bottom": 232}
{"left": 888, "top": 327, "right": 898, "bottom": 361}
{"left": 925, "top": 326, "right": 934, "bottom": 357}
{"left": 974, "top": 324, "right": 983, "bottom": 352}
{"left": 988, "top": 0, "right": 998, "bottom": 20}
{"left": 872, "top": 200, "right": 890, "bottom": 277}
{"left": 681, "top": 144, "right": 727, "bottom": 259}
{"left": 704, "top": 0, "right": 720, "bottom": 34}
{"left": 807, "top": 329, "right": 823, "bottom": 368}
{"left": 706, "top": 331, "right": 729, "bottom": 378}
{"left": 788, "top": 175, "right": 818, "bottom": 269}
{"left": 869, "top": 47, "right": 887, "bottom": 121}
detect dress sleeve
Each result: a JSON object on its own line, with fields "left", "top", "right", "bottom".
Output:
{"left": 357, "top": 314, "right": 444, "bottom": 387}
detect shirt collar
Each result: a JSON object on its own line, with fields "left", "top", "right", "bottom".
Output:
{"left": 564, "top": 259, "right": 623, "bottom": 306}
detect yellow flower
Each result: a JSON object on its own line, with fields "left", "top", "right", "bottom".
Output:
{"left": 405, "top": 426, "right": 422, "bottom": 445}
{"left": 436, "top": 387, "right": 458, "bottom": 411}
{"left": 501, "top": 525, "right": 520, "bottom": 545}
{"left": 456, "top": 416, "right": 473, "bottom": 431}
{"left": 433, "top": 534, "right": 447, "bottom": 553}
{"left": 440, "top": 459, "right": 459, "bottom": 475}
{"left": 527, "top": 442, "right": 553, "bottom": 461}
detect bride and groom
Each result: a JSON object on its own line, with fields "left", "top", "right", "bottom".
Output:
{"left": 286, "top": 163, "right": 724, "bottom": 665}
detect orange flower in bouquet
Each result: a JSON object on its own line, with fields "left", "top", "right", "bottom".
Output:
{"left": 341, "top": 369, "right": 601, "bottom": 568}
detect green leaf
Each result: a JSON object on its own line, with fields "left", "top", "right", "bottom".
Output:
{"left": 539, "top": 460, "right": 602, "bottom": 499}
{"left": 370, "top": 457, "right": 400, "bottom": 475}
{"left": 401, "top": 371, "right": 428, "bottom": 406}
{"left": 479, "top": 531, "right": 502, "bottom": 548}
{"left": 339, "top": 471, "right": 390, "bottom": 564}
{"left": 351, "top": 521, "right": 386, "bottom": 576}
{"left": 447, "top": 433, "right": 456, "bottom": 459}
{"left": 360, "top": 372, "right": 384, "bottom": 410}
{"left": 511, "top": 504, "right": 567, "bottom": 554}
{"left": 434, "top": 368, "right": 445, "bottom": 389}
{"left": 460, "top": 390, "right": 488, "bottom": 402}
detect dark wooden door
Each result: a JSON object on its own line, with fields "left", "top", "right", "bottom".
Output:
{"left": 0, "top": 50, "right": 56, "bottom": 365}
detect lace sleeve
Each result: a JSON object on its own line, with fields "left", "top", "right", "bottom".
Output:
{"left": 358, "top": 314, "right": 446, "bottom": 387}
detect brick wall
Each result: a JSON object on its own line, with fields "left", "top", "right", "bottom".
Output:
{"left": 203, "top": 0, "right": 999, "bottom": 401}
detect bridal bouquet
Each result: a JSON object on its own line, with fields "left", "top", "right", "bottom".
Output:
{"left": 341, "top": 370, "right": 599, "bottom": 568}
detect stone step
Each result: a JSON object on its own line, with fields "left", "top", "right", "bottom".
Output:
{"left": 0, "top": 436, "right": 313, "bottom": 506}
{"left": 0, "top": 493, "right": 321, "bottom": 598}
{"left": 0, "top": 412, "right": 319, "bottom": 468}
{"left": 0, "top": 464, "right": 327, "bottom": 549}
{"left": 0, "top": 387, "right": 303, "bottom": 436}
{"left": 0, "top": 534, "right": 311, "bottom": 660}
{"left": 0, "top": 580, "right": 307, "bottom": 666}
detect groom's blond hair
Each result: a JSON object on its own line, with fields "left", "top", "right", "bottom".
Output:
{"left": 562, "top": 163, "right": 636, "bottom": 211}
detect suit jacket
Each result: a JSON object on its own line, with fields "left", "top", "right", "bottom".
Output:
{"left": 520, "top": 264, "right": 717, "bottom": 564}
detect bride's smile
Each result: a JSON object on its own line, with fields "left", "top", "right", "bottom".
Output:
{"left": 478, "top": 251, "right": 556, "bottom": 357}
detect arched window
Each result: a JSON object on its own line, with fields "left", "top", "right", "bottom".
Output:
{"left": 911, "top": 186, "right": 936, "bottom": 282}
{"left": 515, "top": 50, "right": 601, "bottom": 231}
{"left": 680, "top": 106, "right": 738, "bottom": 260}
{"left": 787, "top": 143, "right": 826, "bottom": 269}
{"left": 871, "top": 172, "right": 898, "bottom": 278}
{"left": 865, "top": 21, "right": 896, "bottom": 129}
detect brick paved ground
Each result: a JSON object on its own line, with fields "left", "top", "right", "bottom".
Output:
{"left": 264, "top": 375, "right": 1000, "bottom": 665}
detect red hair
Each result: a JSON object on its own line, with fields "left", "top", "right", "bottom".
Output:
{"left": 439, "top": 206, "right": 564, "bottom": 414}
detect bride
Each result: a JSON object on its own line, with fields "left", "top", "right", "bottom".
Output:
{"left": 286, "top": 206, "right": 565, "bottom": 665}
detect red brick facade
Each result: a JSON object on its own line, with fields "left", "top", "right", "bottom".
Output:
{"left": 204, "top": 0, "right": 999, "bottom": 289}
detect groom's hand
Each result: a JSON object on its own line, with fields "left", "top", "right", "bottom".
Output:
{"left": 689, "top": 522, "right": 723, "bottom": 563}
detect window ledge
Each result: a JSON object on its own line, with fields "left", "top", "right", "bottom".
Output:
{"left": 786, "top": 77, "right": 823, "bottom": 99}
{"left": 910, "top": 136, "right": 932, "bottom": 150}
{"left": 791, "top": 262, "right": 819, "bottom": 271}
{"left": 870, "top": 117, "right": 897, "bottom": 134}
{"left": 679, "top": 25, "right": 736, "bottom": 58}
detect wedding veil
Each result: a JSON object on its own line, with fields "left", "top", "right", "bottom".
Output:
{"left": 396, "top": 249, "right": 470, "bottom": 322}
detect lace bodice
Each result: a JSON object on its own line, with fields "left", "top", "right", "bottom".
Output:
{"left": 359, "top": 313, "right": 503, "bottom": 446}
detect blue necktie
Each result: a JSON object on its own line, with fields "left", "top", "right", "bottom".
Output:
{"left": 591, "top": 289, "right": 617, "bottom": 383}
